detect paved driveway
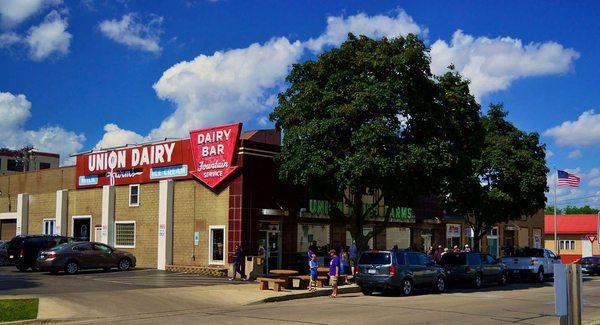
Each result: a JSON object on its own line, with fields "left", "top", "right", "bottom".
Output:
{"left": 0, "top": 265, "right": 242, "bottom": 295}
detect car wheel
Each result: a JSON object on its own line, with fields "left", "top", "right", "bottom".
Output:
{"left": 361, "top": 288, "right": 373, "bottom": 296}
{"left": 118, "top": 258, "right": 131, "bottom": 271}
{"left": 401, "top": 278, "right": 414, "bottom": 296}
{"left": 499, "top": 273, "right": 507, "bottom": 286}
{"left": 65, "top": 261, "right": 79, "bottom": 275}
{"left": 536, "top": 268, "right": 544, "bottom": 283}
{"left": 474, "top": 273, "right": 483, "bottom": 288}
{"left": 434, "top": 276, "right": 446, "bottom": 293}
{"left": 16, "top": 264, "right": 28, "bottom": 272}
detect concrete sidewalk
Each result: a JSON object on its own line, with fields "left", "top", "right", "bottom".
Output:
{"left": 1, "top": 282, "right": 359, "bottom": 324}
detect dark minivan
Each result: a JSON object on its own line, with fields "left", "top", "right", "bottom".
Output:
{"left": 356, "top": 250, "right": 447, "bottom": 296}
{"left": 439, "top": 252, "right": 507, "bottom": 288}
{"left": 7, "top": 235, "right": 74, "bottom": 271}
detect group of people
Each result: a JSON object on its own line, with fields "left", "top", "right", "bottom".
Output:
{"left": 306, "top": 240, "right": 359, "bottom": 298}
{"left": 427, "top": 244, "right": 472, "bottom": 262}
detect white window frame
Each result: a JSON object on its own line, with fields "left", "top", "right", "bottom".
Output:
{"left": 129, "top": 184, "right": 140, "bottom": 207}
{"left": 71, "top": 215, "right": 92, "bottom": 241}
{"left": 559, "top": 240, "right": 575, "bottom": 251}
{"left": 208, "top": 225, "right": 226, "bottom": 265}
{"left": 42, "top": 218, "right": 56, "bottom": 235}
{"left": 114, "top": 221, "right": 136, "bottom": 249}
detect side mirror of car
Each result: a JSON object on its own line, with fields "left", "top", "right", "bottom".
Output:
{"left": 555, "top": 255, "right": 561, "bottom": 260}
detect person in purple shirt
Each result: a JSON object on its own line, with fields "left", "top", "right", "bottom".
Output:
{"left": 328, "top": 249, "right": 340, "bottom": 298}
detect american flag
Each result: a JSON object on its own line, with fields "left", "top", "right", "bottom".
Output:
{"left": 557, "top": 170, "right": 581, "bottom": 187}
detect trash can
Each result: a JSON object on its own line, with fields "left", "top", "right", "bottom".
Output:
{"left": 245, "top": 255, "right": 264, "bottom": 280}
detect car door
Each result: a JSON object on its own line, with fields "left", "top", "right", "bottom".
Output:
{"left": 545, "top": 249, "right": 559, "bottom": 274}
{"left": 93, "top": 243, "right": 115, "bottom": 267}
{"left": 407, "top": 252, "right": 425, "bottom": 286}
{"left": 483, "top": 254, "right": 501, "bottom": 283}
{"left": 418, "top": 253, "right": 437, "bottom": 285}
{"left": 72, "top": 243, "right": 96, "bottom": 269}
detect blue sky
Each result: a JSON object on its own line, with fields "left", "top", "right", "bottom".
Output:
{"left": 0, "top": 1, "right": 599, "bottom": 207}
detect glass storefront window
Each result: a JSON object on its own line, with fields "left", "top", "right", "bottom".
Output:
{"left": 345, "top": 228, "right": 373, "bottom": 249}
{"left": 446, "top": 224, "right": 461, "bottom": 248}
{"left": 297, "top": 224, "right": 330, "bottom": 255}
{"left": 209, "top": 226, "right": 225, "bottom": 264}
{"left": 385, "top": 227, "right": 410, "bottom": 250}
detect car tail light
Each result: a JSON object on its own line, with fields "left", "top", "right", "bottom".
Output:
{"left": 465, "top": 266, "right": 472, "bottom": 273}
{"left": 46, "top": 252, "right": 57, "bottom": 259}
{"left": 19, "top": 247, "right": 25, "bottom": 258}
{"left": 389, "top": 265, "right": 397, "bottom": 276}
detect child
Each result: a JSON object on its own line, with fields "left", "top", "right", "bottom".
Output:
{"left": 308, "top": 254, "right": 318, "bottom": 292}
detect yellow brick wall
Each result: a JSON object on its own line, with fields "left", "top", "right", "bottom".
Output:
{"left": 172, "top": 180, "right": 230, "bottom": 267}
{"left": 27, "top": 192, "right": 57, "bottom": 234}
{"left": 114, "top": 183, "right": 159, "bottom": 268}
{"left": 67, "top": 188, "right": 102, "bottom": 239}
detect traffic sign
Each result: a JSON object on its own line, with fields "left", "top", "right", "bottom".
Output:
{"left": 585, "top": 234, "right": 597, "bottom": 243}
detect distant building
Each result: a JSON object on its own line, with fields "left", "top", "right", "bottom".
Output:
{"left": 544, "top": 214, "right": 600, "bottom": 263}
{"left": 0, "top": 149, "right": 59, "bottom": 175}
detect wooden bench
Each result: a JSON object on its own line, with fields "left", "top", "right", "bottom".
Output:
{"left": 257, "top": 277, "right": 287, "bottom": 291}
{"left": 290, "top": 275, "right": 328, "bottom": 288}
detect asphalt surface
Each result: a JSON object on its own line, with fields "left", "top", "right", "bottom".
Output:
{"left": 0, "top": 265, "right": 243, "bottom": 295}
{"left": 1, "top": 265, "right": 599, "bottom": 324}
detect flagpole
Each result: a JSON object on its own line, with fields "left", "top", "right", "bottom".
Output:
{"left": 554, "top": 169, "right": 559, "bottom": 256}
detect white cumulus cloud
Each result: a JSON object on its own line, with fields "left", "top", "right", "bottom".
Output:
{"left": 0, "top": 0, "right": 61, "bottom": 28}
{"left": 430, "top": 30, "right": 579, "bottom": 99}
{"left": 544, "top": 110, "right": 600, "bottom": 148}
{"left": 567, "top": 149, "right": 582, "bottom": 159}
{"left": 305, "top": 10, "right": 425, "bottom": 52}
{"left": 25, "top": 10, "right": 71, "bottom": 61}
{"left": 0, "top": 32, "right": 20, "bottom": 48}
{"left": 95, "top": 123, "right": 148, "bottom": 150}
{"left": 0, "top": 92, "right": 85, "bottom": 165}
{"left": 99, "top": 13, "right": 163, "bottom": 53}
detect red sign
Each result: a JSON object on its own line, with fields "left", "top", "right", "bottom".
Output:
{"left": 75, "top": 139, "right": 194, "bottom": 188}
{"left": 189, "top": 123, "right": 242, "bottom": 188}
{"left": 586, "top": 235, "right": 597, "bottom": 243}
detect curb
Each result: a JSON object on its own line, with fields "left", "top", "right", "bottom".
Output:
{"left": 247, "top": 285, "right": 361, "bottom": 305}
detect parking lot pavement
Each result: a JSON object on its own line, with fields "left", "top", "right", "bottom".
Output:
{"left": 0, "top": 265, "right": 243, "bottom": 296}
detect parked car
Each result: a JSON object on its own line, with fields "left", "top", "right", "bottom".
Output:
{"left": 36, "top": 242, "right": 136, "bottom": 275}
{"left": 500, "top": 247, "right": 562, "bottom": 282}
{"left": 6, "top": 235, "right": 74, "bottom": 271}
{"left": 439, "top": 252, "right": 507, "bottom": 288}
{"left": 0, "top": 240, "right": 10, "bottom": 265}
{"left": 355, "top": 250, "right": 447, "bottom": 296}
{"left": 576, "top": 256, "right": 600, "bottom": 275}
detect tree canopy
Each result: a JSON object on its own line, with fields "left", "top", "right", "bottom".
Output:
{"left": 545, "top": 205, "right": 600, "bottom": 214}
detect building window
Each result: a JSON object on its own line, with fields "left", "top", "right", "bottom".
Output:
{"left": 129, "top": 184, "right": 140, "bottom": 207}
{"left": 209, "top": 226, "right": 225, "bottom": 264}
{"left": 297, "top": 224, "right": 330, "bottom": 255}
{"left": 115, "top": 221, "right": 136, "bottom": 248}
{"left": 6, "top": 159, "right": 23, "bottom": 172}
{"left": 559, "top": 240, "right": 575, "bottom": 251}
{"left": 39, "top": 162, "right": 51, "bottom": 170}
{"left": 446, "top": 224, "right": 461, "bottom": 248}
{"left": 43, "top": 219, "right": 55, "bottom": 235}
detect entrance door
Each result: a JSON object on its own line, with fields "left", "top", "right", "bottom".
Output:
{"left": 73, "top": 217, "right": 92, "bottom": 241}
{"left": 582, "top": 240, "right": 593, "bottom": 257}
{"left": 0, "top": 219, "right": 16, "bottom": 240}
{"left": 259, "top": 223, "right": 281, "bottom": 272}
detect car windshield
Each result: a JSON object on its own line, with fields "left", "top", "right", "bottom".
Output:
{"left": 359, "top": 252, "right": 391, "bottom": 265}
{"left": 513, "top": 248, "right": 544, "bottom": 257}
{"left": 440, "top": 253, "right": 466, "bottom": 265}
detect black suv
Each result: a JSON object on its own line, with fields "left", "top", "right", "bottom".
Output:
{"left": 7, "top": 235, "right": 74, "bottom": 271}
{"left": 439, "top": 252, "right": 507, "bottom": 288}
{"left": 356, "top": 250, "right": 447, "bottom": 296}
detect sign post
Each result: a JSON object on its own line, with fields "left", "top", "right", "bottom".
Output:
{"left": 556, "top": 263, "right": 583, "bottom": 325}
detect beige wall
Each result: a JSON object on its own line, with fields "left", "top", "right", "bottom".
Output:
{"left": 28, "top": 192, "right": 57, "bottom": 234}
{"left": 172, "top": 180, "right": 230, "bottom": 267}
{"left": 114, "top": 183, "right": 159, "bottom": 268}
{"left": 67, "top": 188, "right": 102, "bottom": 239}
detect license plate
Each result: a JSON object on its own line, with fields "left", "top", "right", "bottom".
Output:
{"left": 368, "top": 269, "right": 377, "bottom": 274}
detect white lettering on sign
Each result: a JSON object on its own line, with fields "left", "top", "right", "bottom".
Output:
{"left": 87, "top": 142, "right": 177, "bottom": 172}
{"left": 197, "top": 130, "right": 230, "bottom": 157}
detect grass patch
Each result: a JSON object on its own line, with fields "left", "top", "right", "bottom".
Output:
{"left": 0, "top": 298, "right": 38, "bottom": 322}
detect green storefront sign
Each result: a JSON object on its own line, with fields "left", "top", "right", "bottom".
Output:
{"left": 308, "top": 199, "right": 415, "bottom": 222}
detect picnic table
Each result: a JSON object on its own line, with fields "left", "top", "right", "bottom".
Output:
{"left": 317, "top": 266, "right": 329, "bottom": 275}
{"left": 269, "top": 269, "right": 298, "bottom": 288}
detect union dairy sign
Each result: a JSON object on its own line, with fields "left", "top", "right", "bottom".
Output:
{"left": 75, "top": 123, "right": 243, "bottom": 189}
{"left": 189, "top": 123, "right": 242, "bottom": 188}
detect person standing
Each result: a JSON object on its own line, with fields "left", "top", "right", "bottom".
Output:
{"left": 433, "top": 245, "right": 443, "bottom": 262}
{"left": 340, "top": 246, "right": 349, "bottom": 275}
{"left": 329, "top": 249, "right": 340, "bottom": 298}
{"left": 308, "top": 254, "right": 318, "bottom": 292}
{"left": 230, "top": 244, "right": 246, "bottom": 281}
{"left": 349, "top": 240, "right": 358, "bottom": 276}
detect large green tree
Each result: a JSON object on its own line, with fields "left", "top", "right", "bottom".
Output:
{"left": 446, "top": 105, "right": 548, "bottom": 251}
{"left": 270, "top": 34, "right": 481, "bottom": 252}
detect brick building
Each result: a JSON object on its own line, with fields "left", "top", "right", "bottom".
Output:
{"left": 0, "top": 148, "right": 59, "bottom": 175}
